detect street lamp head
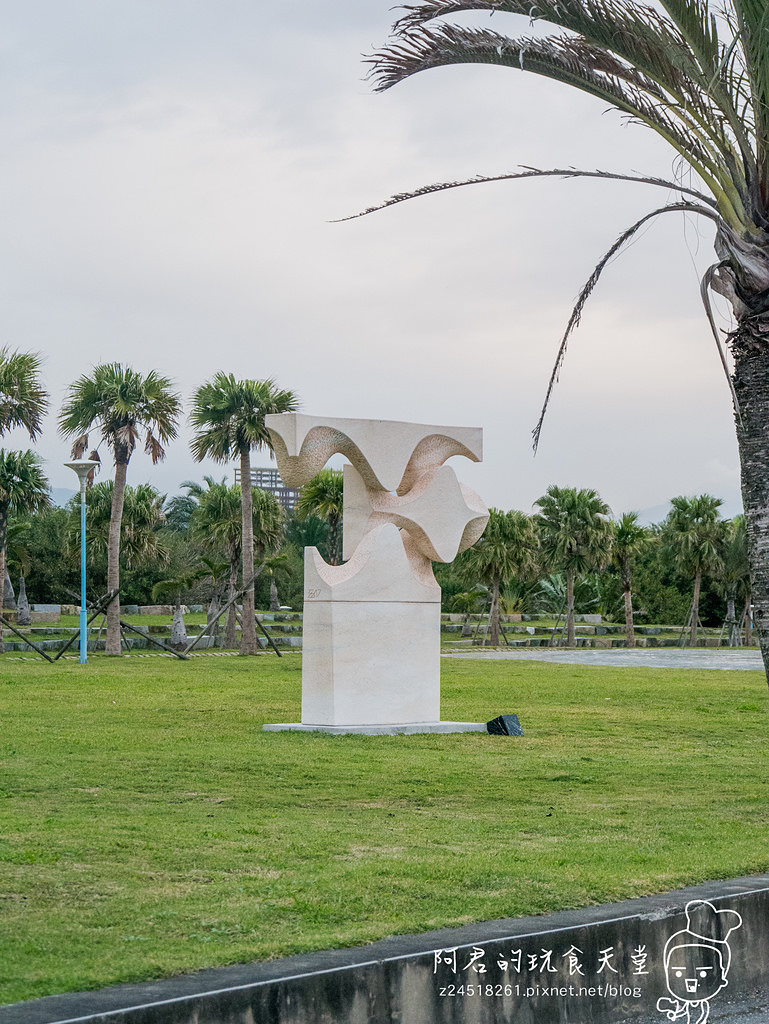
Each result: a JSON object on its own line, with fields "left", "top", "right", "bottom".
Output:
{"left": 64, "top": 459, "right": 99, "bottom": 485}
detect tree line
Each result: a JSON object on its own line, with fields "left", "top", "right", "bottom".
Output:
{"left": 438, "top": 489, "right": 748, "bottom": 648}
{"left": 0, "top": 355, "right": 299, "bottom": 655}
{"left": 0, "top": 350, "right": 746, "bottom": 654}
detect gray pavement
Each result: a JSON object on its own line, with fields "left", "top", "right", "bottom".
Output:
{"left": 443, "top": 647, "right": 766, "bottom": 670}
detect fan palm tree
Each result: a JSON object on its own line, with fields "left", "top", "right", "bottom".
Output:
{"left": 190, "top": 374, "right": 298, "bottom": 655}
{"left": 535, "top": 486, "right": 612, "bottom": 646}
{"left": 450, "top": 588, "right": 484, "bottom": 636}
{"left": 3, "top": 519, "right": 32, "bottom": 612}
{"left": 715, "top": 514, "right": 750, "bottom": 645}
{"left": 662, "top": 494, "right": 724, "bottom": 644}
{"left": 0, "top": 348, "right": 48, "bottom": 440}
{"left": 69, "top": 481, "right": 170, "bottom": 571}
{"left": 188, "top": 478, "right": 284, "bottom": 647}
{"left": 458, "top": 507, "right": 537, "bottom": 645}
{"left": 0, "top": 450, "right": 50, "bottom": 650}
{"left": 58, "top": 364, "right": 180, "bottom": 655}
{"left": 362, "top": 0, "right": 769, "bottom": 681}
{"left": 294, "top": 468, "right": 344, "bottom": 565}
{"left": 188, "top": 478, "right": 244, "bottom": 648}
{"left": 612, "top": 512, "right": 650, "bottom": 648}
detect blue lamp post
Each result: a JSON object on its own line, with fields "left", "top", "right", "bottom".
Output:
{"left": 65, "top": 459, "right": 98, "bottom": 663}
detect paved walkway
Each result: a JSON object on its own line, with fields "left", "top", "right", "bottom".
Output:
{"left": 443, "top": 647, "right": 765, "bottom": 670}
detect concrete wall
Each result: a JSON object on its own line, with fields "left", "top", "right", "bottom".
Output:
{"left": 5, "top": 875, "right": 769, "bottom": 1024}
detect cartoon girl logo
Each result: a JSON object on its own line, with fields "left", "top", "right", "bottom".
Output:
{"left": 657, "top": 899, "right": 743, "bottom": 1024}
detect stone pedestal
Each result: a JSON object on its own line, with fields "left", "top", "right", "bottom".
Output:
{"left": 300, "top": 524, "right": 441, "bottom": 727}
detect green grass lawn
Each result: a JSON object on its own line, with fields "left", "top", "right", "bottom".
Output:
{"left": 1, "top": 653, "right": 769, "bottom": 1006}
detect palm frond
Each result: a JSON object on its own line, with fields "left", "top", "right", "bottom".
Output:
{"left": 334, "top": 166, "right": 716, "bottom": 222}
{"left": 730, "top": 0, "right": 769, "bottom": 171}
{"left": 699, "top": 260, "right": 742, "bottom": 421}
{"left": 391, "top": 0, "right": 755, "bottom": 176}
{"left": 0, "top": 348, "right": 49, "bottom": 441}
{"left": 532, "top": 201, "right": 723, "bottom": 452}
{"left": 368, "top": 24, "right": 746, "bottom": 223}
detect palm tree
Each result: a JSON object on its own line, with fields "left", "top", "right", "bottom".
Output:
{"left": 662, "top": 494, "right": 724, "bottom": 644}
{"left": 188, "top": 478, "right": 244, "bottom": 648}
{"left": 294, "top": 468, "right": 344, "bottom": 565}
{"left": 535, "top": 486, "right": 612, "bottom": 646}
{"left": 4, "top": 519, "right": 32, "bottom": 612}
{"left": 612, "top": 512, "right": 650, "bottom": 648}
{"left": 0, "top": 450, "right": 50, "bottom": 650}
{"left": 70, "top": 482, "right": 170, "bottom": 571}
{"left": 190, "top": 374, "right": 298, "bottom": 655}
{"left": 450, "top": 588, "right": 484, "bottom": 636}
{"left": 0, "top": 348, "right": 48, "bottom": 439}
{"left": 715, "top": 514, "right": 750, "bottom": 645}
{"left": 250, "top": 488, "right": 285, "bottom": 567}
{"left": 188, "top": 478, "right": 284, "bottom": 647}
{"left": 58, "top": 364, "right": 180, "bottom": 655}
{"left": 364, "top": 1, "right": 769, "bottom": 682}
{"left": 458, "top": 507, "right": 537, "bottom": 646}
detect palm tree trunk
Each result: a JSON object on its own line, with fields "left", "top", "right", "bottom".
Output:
{"left": 16, "top": 576, "right": 30, "bottom": 626}
{"left": 225, "top": 556, "right": 239, "bottom": 649}
{"left": 170, "top": 597, "right": 187, "bottom": 649}
{"left": 744, "top": 594, "right": 753, "bottom": 646}
{"left": 0, "top": 507, "right": 7, "bottom": 653}
{"left": 566, "top": 570, "right": 575, "bottom": 646}
{"left": 733, "top": 342, "right": 769, "bottom": 678}
{"left": 105, "top": 454, "right": 129, "bottom": 656}
{"left": 328, "top": 511, "right": 341, "bottom": 566}
{"left": 726, "top": 586, "right": 738, "bottom": 647}
{"left": 3, "top": 569, "right": 15, "bottom": 610}
{"left": 488, "top": 577, "right": 500, "bottom": 646}
{"left": 623, "top": 581, "right": 635, "bottom": 648}
{"left": 689, "top": 569, "right": 702, "bottom": 646}
{"left": 239, "top": 448, "right": 258, "bottom": 655}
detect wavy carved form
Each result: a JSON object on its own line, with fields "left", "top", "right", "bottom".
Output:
{"left": 265, "top": 413, "right": 482, "bottom": 493}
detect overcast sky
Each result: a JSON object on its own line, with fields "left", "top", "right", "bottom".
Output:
{"left": 0, "top": 1, "right": 743, "bottom": 521}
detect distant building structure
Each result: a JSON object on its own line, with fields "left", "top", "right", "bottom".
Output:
{"left": 234, "top": 466, "right": 300, "bottom": 511}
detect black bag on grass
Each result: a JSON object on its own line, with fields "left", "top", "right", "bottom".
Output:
{"left": 486, "top": 714, "right": 524, "bottom": 736}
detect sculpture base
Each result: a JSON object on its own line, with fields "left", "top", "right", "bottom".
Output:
{"left": 262, "top": 721, "right": 487, "bottom": 736}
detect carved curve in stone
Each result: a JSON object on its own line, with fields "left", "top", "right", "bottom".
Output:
{"left": 266, "top": 413, "right": 482, "bottom": 493}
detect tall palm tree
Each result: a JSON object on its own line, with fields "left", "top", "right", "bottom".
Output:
{"left": 190, "top": 374, "right": 298, "bottom": 655}
{"left": 458, "top": 507, "right": 537, "bottom": 646}
{"left": 363, "top": 1, "right": 769, "bottom": 682}
{"left": 662, "top": 494, "right": 724, "bottom": 644}
{"left": 0, "top": 348, "right": 48, "bottom": 440}
{"left": 294, "top": 468, "right": 344, "bottom": 565}
{"left": 58, "top": 364, "right": 181, "bottom": 655}
{"left": 0, "top": 450, "right": 50, "bottom": 650}
{"left": 535, "top": 485, "right": 612, "bottom": 646}
{"left": 612, "top": 512, "right": 650, "bottom": 648}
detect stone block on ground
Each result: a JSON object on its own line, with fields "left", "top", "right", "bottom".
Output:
{"left": 30, "top": 610, "right": 60, "bottom": 623}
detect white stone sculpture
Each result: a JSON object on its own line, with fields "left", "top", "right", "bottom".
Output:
{"left": 262, "top": 414, "right": 489, "bottom": 735}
